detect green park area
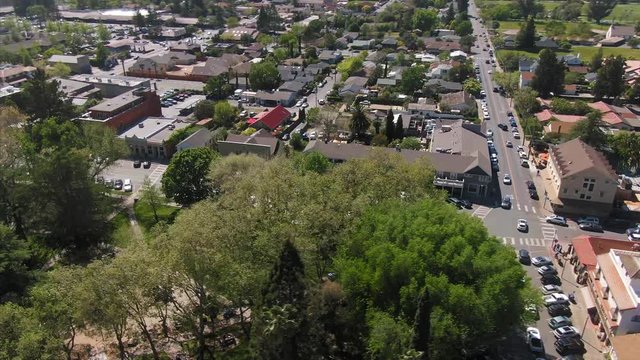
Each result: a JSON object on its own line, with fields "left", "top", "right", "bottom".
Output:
{"left": 497, "top": 46, "right": 640, "bottom": 62}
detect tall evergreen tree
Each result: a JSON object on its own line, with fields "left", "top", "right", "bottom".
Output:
{"left": 588, "top": 0, "right": 618, "bottom": 24}
{"left": 385, "top": 109, "right": 395, "bottom": 143}
{"left": 412, "top": 288, "right": 432, "bottom": 360}
{"left": 262, "top": 240, "right": 307, "bottom": 309}
{"left": 590, "top": 47, "right": 604, "bottom": 72}
{"left": 350, "top": 103, "right": 370, "bottom": 139}
{"left": 594, "top": 55, "right": 626, "bottom": 101}
{"left": 530, "top": 49, "right": 565, "bottom": 98}
{"left": 516, "top": 17, "right": 536, "bottom": 49}
{"left": 395, "top": 115, "right": 404, "bottom": 140}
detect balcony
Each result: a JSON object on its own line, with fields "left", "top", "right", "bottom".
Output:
{"left": 588, "top": 274, "right": 616, "bottom": 341}
{"left": 434, "top": 176, "right": 464, "bottom": 188}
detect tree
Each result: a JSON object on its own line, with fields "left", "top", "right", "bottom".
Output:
{"left": 590, "top": 47, "right": 604, "bottom": 72}
{"left": 19, "top": 68, "right": 75, "bottom": 121}
{"left": 516, "top": 17, "right": 536, "bottom": 49}
{"left": 96, "top": 24, "right": 110, "bottom": 42}
{"left": 290, "top": 132, "right": 306, "bottom": 151}
{"left": 444, "top": 3, "right": 455, "bottom": 26}
{"left": 204, "top": 75, "right": 232, "bottom": 100}
{"left": 611, "top": 131, "right": 640, "bottom": 173}
{"left": 463, "top": 78, "right": 482, "bottom": 96}
{"left": 570, "top": 112, "right": 607, "bottom": 149}
{"left": 337, "top": 55, "right": 365, "bottom": 81}
{"left": 214, "top": 100, "right": 237, "bottom": 128}
{"left": 395, "top": 115, "right": 405, "bottom": 141}
{"left": 400, "top": 137, "right": 421, "bottom": 150}
{"left": 531, "top": 49, "right": 565, "bottom": 98}
{"left": 385, "top": 109, "right": 395, "bottom": 143}
{"left": 324, "top": 33, "right": 337, "bottom": 50}
{"left": 95, "top": 43, "right": 109, "bottom": 68}
{"left": 550, "top": 1, "right": 582, "bottom": 21}
{"left": 26, "top": 5, "right": 48, "bottom": 27}
{"left": 514, "top": 88, "right": 542, "bottom": 114}
{"left": 447, "top": 62, "right": 474, "bottom": 83}
{"left": 249, "top": 61, "right": 281, "bottom": 91}
{"left": 594, "top": 55, "right": 626, "bottom": 101}
{"left": 411, "top": 288, "right": 432, "bottom": 359}
{"left": 494, "top": 72, "right": 520, "bottom": 97}
{"left": 194, "top": 99, "right": 215, "bottom": 120}
{"left": 588, "top": 0, "right": 618, "bottom": 24}
{"left": 0, "top": 225, "right": 32, "bottom": 300}
{"left": 133, "top": 10, "right": 146, "bottom": 29}
{"left": 139, "top": 178, "right": 166, "bottom": 224}
{"left": 412, "top": 9, "right": 439, "bottom": 33}
{"left": 350, "top": 103, "right": 370, "bottom": 139}
{"left": 372, "top": 133, "right": 389, "bottom": 147}
{"left": 46, "top": 62, "right": 71, "bottom": 78}
{"left": 400, "top": 66, "right": 426, "bottom": 94}
{"left": 516, "top": 0, "right": 543, "bottom": 18}
{"left": 455, "top": 20, "right": 473, "bottom": 37}
{"left": 162, "top": 147, "right": 217, "bottom": 206}
{"left": 626, "top": 82, "right": 640, "bottom": 105}
{"left": 306, "top": 107, "right": 320, "bottom": 125}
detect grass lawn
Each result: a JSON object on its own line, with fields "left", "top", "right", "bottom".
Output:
{"left": 605, "top": 4, "right": 640, "bottom": 24}
{"left": 571, "top": 46, "right": 640, "bottom": 60}
{"left": 497, "top": 49, "right": 538, "bottom": 59}
{"left": 110, "top": 210, "right": 134, "bottom": 248}
{"left": 134, "top": 201, "right": 180, "bottom": 232}
{"left": 495, "top": 21, "right": 523, "bottom": 31}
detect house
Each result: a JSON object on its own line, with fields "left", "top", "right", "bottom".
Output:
{"left": 606, "top": 25, "right": 636, "bottom": 40}
{"left": 422, "top": 38, "right": 461, "bottom": 54}
{"left": 318, "top": 50, "right": 343, "bottom": 64}
{"left": 105, "top": 39, "right": 132, "bottom": 53}
{"left": 221, "top": 27, "right": 259, "bottom": 42}
{"left": 381, "top": 37, "right": 398, "bottom": 48}
{"left": 169, "top": 42, "right": 201, "bottom": 54}
{"left": 255, "top": 91, "right": 296, "bottom": 107}
{"left": 546, "top": 138, "right": 618, "bottom": 215}
{"left": 278, "top": 80, "right": 305, "bottom": 94}
{"left": 534, "top": 109, "right": 585, "bottom": 134}
{"left": 296, "top": 0, "right": 328, "bottom": 12}
{"left": 376, "top": 78, "right": 397, "bottom": 87}
{"left": 425, "top": 78, "right": 463, "bottom": 93}
{"left": 601, "top": 37, "right": 626, "bottom": 47}
{"left": 502, "top": 35, "right": 517, "bottom": 48}
{"left": 588, "top": 101, "right": 639, "bottom": 130}
{"left": 48, "top": 54, "right": 91, "bottom": 74}
{"left": 0, "top": 64, "right": 36, "bottom": 86}
{"left": 436, "top": 29, "right": 455, "bottom": 37}
{"left": 563, "top": 84, "right": 577, "bottom": 95}
{"left": 535, "top": 37, "right": 559, "bottom": 49}
{"left": 160, "top": 27, "right": 187, "bottom": 39}
{"left": 176, "top": 128, "right": 213, "bottom": 152}
{"left": 519, "top": 71, "right": 534, "bottom": 88}
{"left": 127, "top": 57, "right": 175, "bottom": 78}
{"left": 218, "top": 129, "right": 280, "bottom": 159}
{"left": 519, "top": 59, "right": 539, "bottom": 72}
{"left": 558, "top": 54, "right": 582, "bottom": 66}
{"left": 350, "top": 39, "right": 375, "bottom": 50}
{"left": 304, "top": 62, "right": 330, "bottom": 76}
{"left": 119, "top": 117, "right": 189, "bottom": 159}
{"left": 79, "top": 88, "right": 162, "bottom": 132}
{"left": 428, "top": 63, "right": 453, "bottom": 79}
{"left": 407, "top": 102, "right": 438, "bottom": 117}
{"left": 339, "top": 76, "right": 368, "bottom": 96}
{"left": 191, "top": 54, "right": 248, "bottom": 81}
{"left": 449, "top": 50, "right": 468, "bottom": 61}
{"left": 439, "top": 91, "right": 475, "bottom": 112}
{"left": 242, "top": 43, "right": 265, "bottom": 59}
{"left": 56, "top": 78, "right": 101, "bottom": 105}
{"left": 247, "top": 105, "right": 291, "bottom": 131}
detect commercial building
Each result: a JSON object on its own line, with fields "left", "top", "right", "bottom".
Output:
{"left": 218, "top": 129, "right": 280, "bottom": 159}
{"left": 69, "top": 74, "right": 151, "bottom": 98}
{"left": 79, "top": 88, "right": 162, "bottom": 132}
{"left": 48, "top": 55, "right": 91, "bottom": 74}
{"left": 119, "top": 117, "right": 190, "bottom": 159}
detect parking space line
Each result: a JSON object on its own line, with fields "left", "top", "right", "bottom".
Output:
{"left": 532, "top": 207, "right": 537, "bottom": 214}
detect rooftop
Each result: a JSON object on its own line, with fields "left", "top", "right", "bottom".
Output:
{"left": 71, "top": 74, "right": 149, "bottom": 88}
{"left": 119, "top": 117, "right": 189, "bottom": 143}
{"left": 549, "top": 139, "right": 617, "bottom": 180}
{"left": 571, "top": 235, "right": 639, "bottom": 271}
{"left": 223, "top": 129, "right": 279, "bottom": 155}
{"left": 597, "top": 251, "right": 637, "bottom": 310}
{"left": 610, "top": 333, "right": 640, "bottom": 360}
{"left": 89, "top": 89, "right": 142, "bottom": 113}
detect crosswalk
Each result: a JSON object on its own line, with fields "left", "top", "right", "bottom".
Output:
{"left": 515, "top": 203, "right": 537, "bottom": 214}
{"left": 147, "top": 164, "right": 168, "bottom": 186}
{"left": 502, "top": 237, "right": 548, "bottom": 248}
{"left": 472, "top": 205, "right": 492, "bottom": 219}
{"left": 538, "top": 217, "right": 560, "bottom": 240}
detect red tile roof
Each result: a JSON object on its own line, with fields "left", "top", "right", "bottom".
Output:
{"left": 248, "top": 105, "right": 291, "bottom": 131}
{"left": 567, "top": 65, "right": 589, "bottom": 74}
{"left": 535, "top": 109, "right": 585, "bottom": 123}
{"left": 571, "top": 235, "right": 638, "bottom": 270}
{"left": 521, "top": 71, "right": 534, "bottom": 80}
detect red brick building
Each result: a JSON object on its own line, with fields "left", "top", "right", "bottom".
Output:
{"left": 82, "top": 88, "right": 162, "bottom": 133}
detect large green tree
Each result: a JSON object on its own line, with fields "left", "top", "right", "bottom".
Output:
{"left": 400, "top": 66, "right": 426, "bottom": 94}
{"left": 249, "top": 61, "right": 281, "bottom": 91}
{"left": 531, "top": 49, "right": 565, "bottom": 98}
{"left": 350, "top": 103, "right": 370, "bottom": 139}
{"left": 162, "top": 147, "right": 217, "bottom": 206}
{"left": 594, "top": 55, "right": 626, "bottom": 101}
{"left": 570, "top": 112, "right": 608, "bottom": 149}
{"left": 611, "top": 131, "right": 640, "bottom": 173}
{"left": 588, "top": 0, "right": 618, "bottom": 24}
{"left": 19, "top": 69, "right": 75, "bottom": 121}
{"left": 516, "top": 16, "right": 536, "bottom": 49}
{"left": 412, "top": 9, "right": 439, "bottom": 33}
{"left": 385, "top": 109, "right": 395, "bottom": 143}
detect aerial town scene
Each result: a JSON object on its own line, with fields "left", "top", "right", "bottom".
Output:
{"left": 2, "top": 0, "right": 640, "bottom": 359}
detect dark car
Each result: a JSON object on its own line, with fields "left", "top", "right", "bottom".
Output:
{"left": 541, "top": 274, "right": 562, "bottom": 286}
{"left": 579, "top": 222, "right": 603, "bottom": 232}
{"left": 507, "top": 111, "right": 513, "bottom": 116}
{"left": 518, "top": 249, "right": 531, "bottom": 264}
{"left": 501, "top": 196, "right": 511, "bottom": 209}
{"left": 113, "top": 179, "right": 123, "bottom": 190}
{"left": 529, "top": 188, "right": 539, "bottom": 200}
{"left": 555, "top": 338, "right": 585, "bottom": 356}
{"left": 448, "top": 197, "right": 463, "bottom": 208}
{"left": 548, "top": 304, "right": 572, "bottom": 317}
{"left": 133, "top": 160, "right": 141, "bottom": 168}
{"left": 498, "top": 123, "right": 508, "bottom": 130}
{"left": 142, "top": 161, "right": 151, "bottom": 169}
{"left": 459, "top": 199, "right": 473, "bottom": 209}
{"left": 526, "top": 180, "right": 536, "bottom": 190}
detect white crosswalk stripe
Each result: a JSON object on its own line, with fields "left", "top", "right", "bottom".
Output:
{"left": 524, "top": 205, "right": 528, "bottom": 212}
{"left": 503, "top": 237, "right": 548, "bottom": 248}
{"left": 147, "top": 164, "right": 168, "bottom": 186}
{"left": 472, "top": 205, "right": 492, "bottom": 219}
{"left": 502, "top": 237, "right": 515, "bottom": 245}
{"left": 532, "top": 207, "right": 537, "bottom": 214}
{"left": 517, "top": 204, "right": 521, "bottom": 211}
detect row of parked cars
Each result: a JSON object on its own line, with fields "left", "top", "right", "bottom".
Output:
{"left": 97, "top": 177, "right": 133, "bottom": 192}
{"left": 161, "top": 90, "right": 196, "bottom": 108}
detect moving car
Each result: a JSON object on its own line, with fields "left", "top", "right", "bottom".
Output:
{"left": 526, "top": 180, "right": 536, "bottom": 190}
{"left": 553, "top": 326, "right": 580, "bottom": 339}
{"left": 518, "top": 249, "right": 531, "bottom": 264}
{"left": 142, "top": 161, "right": 151, "bottom": 169}
{"left": 526, "top": 327, "right": 544, "bottom": 353}
{"left": 579, "top": 222, "right": 603, "bottom": 232}
{"left": 513, "top": 132, "right": 521, "bottom": 139}
{"left": 532, "top": 256, "right": 552, "bottom": 266}
{"left": 548, "top": 316, "right": 572, "bottom": 330}
{"left": 543, "top": 293, "right": 569, "bottom": 306}
{"left": 501, "top": 196, "right": 511, "bottom": 209}
{"left": 517, "top": 219, "right": 528, "bottom": 232}
{"left": 529, "top": 188, "right": 539, "bottom": 200}
{"left": 295, "top": 100, "right": 304, "bottom": 107}
{"left": 486, "top": 129, "right": 493, "bottom": 137}
{"left": 505, "top": 141, "right": 513, "bottom": 147}
{"left": 503, "top": 174, "right": 512, "bottom": 185}
{"left": 546, "top": 215, "right": 567, "bottom": 226}
{"left": 541, "top": 284, "right": 563, "bottom": 295}
{"left": 498, "top": 123, "right": 507, "bottom": 130}
{"left": 123, "top": 179, "right": 133, "bottom": 192}
{"left": 538, "top": 265, "right": 558, "bottom": 276}
{"left": 548, "top": 304, "right": 572, "bottom": 317}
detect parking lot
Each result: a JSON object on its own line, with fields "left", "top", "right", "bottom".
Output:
{"left": 100, "top": 159, "right": 167, "bottom": 194}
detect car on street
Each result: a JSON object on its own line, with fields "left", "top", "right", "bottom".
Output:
{"left": 546, "top": 215, "right": 568, "bottom": 226}
{"left": 295, "top": 100, "right": 304, "bottom": 107}
{"left": 577, "top": 216, "right": 600, "bottom": 225}
{"left": 503, "top": 174, "right": 511, "bottom": 184}
{"left": 517, "top": 219, "right": 528, "bottom": 232}
{"left": 529, "top": 188, "right": 539, "bottom": 200}
{"left": 518, "top": 249, "right": 531, "bottom": 264}
{"left": 498, "top": 123, "right": 507, "bottom": 130}
{"left": 627, "top": 227, "right": 640, "bottom": 241}
{"left": 548, "top": 316, "right": 572, "bottom": 330}
{"left": 553, "top": 326, "right": 580, "bottom": 340}
{"left": 579, "top": 222, "right": 603, "bottom": 232}
{"left": 513, "top": 132, "right": 521, "bottom": 139}
{"left": 318, "top": 98, "right": 326, "bottom": 105}
{"left": 239, "top": 110, "right": 248, "bottom": 117}
{"left": 480, "top": 90, "right": 486, "bottom": 97}
{"left": 123, "top": 179, "right": 133, "bottom": 192}
{"left": 501, "top": 196, "right": 511, "bottom": 209}
{"left": 519, "top": 151, "right": 528, "bottom": 159}
{"left": 543, "top": 293, "right": 569, "bottom": 306}
{"left": 526, "top": 180, "right": 536, "bottom": 190}
{"left": 447, "top": 197, "right": 463, "bottom": 208}
{"left": 532, "top": 256, "right": 552, "bottom": 266}
{"left": 541, "top": 284, "right": 563, "bottom": 295}
{"left": 548, "top": 304, "right": 572, "bottom": 317}
{"left": 133, "top": 160, "right": 141, "bottom": 168}
{"left": 541, "top": 274, "right": 562, "bottom": 286}
{"left": 555, "top": 338, "right": 585, "bottom": 356}
{"left": 114, "top": 179, "right": 123, "bottom": 190}
{"left": 526, "top": 327, "right": 544, "bottom": 353}
{"left": 459, "top": 199, "right": 473, "bottom": 209}
{"left": 301, "top": 102, "right": 309, "bottom": 109}
{"left": 505, "top": 141, "right": 512, "bottom": 147}
{"left": 486, "top": 129, "right": 493, "bottom": 137}
{"left": 538, "top": 265, "right": 558, "bottom": 276}
{"left": 487, "top": 69, "right": 492, "bottom": 74}
{"left": 521, "top": 160, "right": 529, "bottom": 168}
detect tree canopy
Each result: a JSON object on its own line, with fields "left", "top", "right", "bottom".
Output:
{"left": 531, "top": 49, "right": 565, "bottom": 98}
{"left": 162, "top": 147, "right": 217, "bottom": 206}
{"left": 588, "top": 0, "right": 618, "bottom": 24}
{"left": 249, "top": 61, "right": 281, "bottom": 91}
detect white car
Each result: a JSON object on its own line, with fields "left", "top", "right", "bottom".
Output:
{"left": 543, "top": 293, "right": 569, "bottom": 306}
{"left": 553, "top": 326, "right": 580, "bottom": 339}
{"left": 538, "top": 265, "right": 558, "bottom": 276}
{"left": 526, "top": 327, "right": 544, "bottom": 353}
{"left": 301, "top": 102, "right": 309, "bottom": 109}
{"left": 486, "top": 129, "right": 493, "bottom": 137}
{"left": 488, "top": 69, "right": 492, "bottom": 74}
{"left": 519, "top": 151, "right": 528, "bottom": 159}
{"left": 487, "top": 140, "right": 494, "bottom": 146}
{"left": 541, "top": 285, "right": 563, "bottom": 295}
{"left": 123, "top": 179, "right": 133, "bottom": 192}
{"left": 295, "top": 100, "right": 304, "bottom": 107}
{"left": 513, "top": 132, "right": 521, "bottom": 139}
{"left": 318, "top": 98, "right": 326, "bottom": 105}
{"left": 531, "top": 256, "right": 552, "bottom": 267}
{"left": 517, "top": 145, "right": 524, "bottom": 152}
{"left": 517, "top": 219, "right": 528, "bottom": 232}
{"left": 308, "top": 131, "right": 317, "bottom": 140}
{"left": 503, "top": 174, "right": 511, "bottom": 185}
{"left": 546, "top": 215, "right": 567, "bottom": 226}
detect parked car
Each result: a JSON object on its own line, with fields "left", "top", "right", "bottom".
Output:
{"left": 532, "top": 256, "right": 553, "bottom": 266}
{"left": 506, "top": 140, "right": 513, "bottom": 147}
{"left": 295, "top": 100, "right": 304, "bottom": 107}
{"left": 521, "top": 159, "right": 529, "bottom": 168}
{"left": 541, "top": 285, "right": 563, "bottom": 295}
{"left": 518, "top": 249, "right": 531, "bottom": 264}
{"left": 627, "top": 227, "right": 640, "bottom": 241}
{"left": 486, "top": 129, "right": 493, "bottom": 137}
{"left": 541, "top": 274, "right": 562, "bottom": 286}
{"left": 501, "top": 196, "right": 511, "bottom": 209}
{"left": 526, "top": 327, "right": 544, "bottom": 353}
{"left": 517, "top": 219, "right": 528, "bottom": 232}
{"left": 578, "top": 216, "right": 600, "bottom": 225}
{"left": 459, "top": 199, "right": 473, "bottom": 209}
{"left": 548, "top": 316, "right": 572, "bottom": 330}
{"left": 579, "top": 222, "right": 603, "bottom": 232}
{"left": 503, "top": 174, "right": 511, "bottom": 184}
{"left": 538, "top": 265, "right": 558, "bottom": 276}
{"left": 142, "top": 161, "right": 151, "bottom": 169}
{"left": 546, "top": 215, "right": 568, "bottom": 226}
{"left": 548, "top": 304, "right": 572, "bottom": 317}
{"left": 123, "top": 179, "right": 133, "bottom": 192}
{"left": 513, "top": 132, "right": 520, "bottom": 139}
{"left": 525, "top": 180, "right": 536, "bottom": 190}
{"left": 555, "top": 338, "right": 585, "bottom": 356}
{"left": 133, "top": 160, "right": 141, "bottom": 168}
{"left": 553, "top": 326, "right": 580, "bottom": 339}
{"left": 114, "top": 179, "right": 123, "bottom": 190}
{"left": 529, "top": 188, "right": 539, "bottom": 200}
{"left": 543, "top": 293, "right": 569, "bottom": 306}
{"left": 498, "top": 123, "right": 507, "bottom": 130}
{"left": 318, "top": 98, "right": 326, "bottom": 105}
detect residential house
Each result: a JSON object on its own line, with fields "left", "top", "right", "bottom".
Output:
{"left": 436, "top": 29, "right": 455, "bottom": 37}
{"left": 422, "top": 38, "right": 461, "bottom": 54}
{"left": 339, "top": 76, "right": 368, "bottom": 96}
{"left": 439, "top": 91, "right": 475, "bottom": 112}
{"left": 160, "top": 27, "right": 187, "bottom": 39}
{"left": 381, "top": 37, "right": 398, "bottom": 48}
{"left": 606, "top": 25, "right": 636, "bottom": 40}
{"left": 191, "top": 54, "right": 248, "bottom": 82}
{"left": 255, "top": 91, "right": 297, "bottom": 107}
{"left": 176, "top": 128, "right": 213, "bottom": 152}
{"left": 425, "top": 78, "right": 463, "bottom": 93}
{"left": 428, "top": 63, "right": 453, "bottom": 79}
{"left": 48, "top": 54, "right": 91, "bottom": 74}
{"left": 350, "top": 39, "right": 375, "bottom": 50}
{"left": 601, "top": 37, "right": 626, "bottom": 47}
{"left": 296, "top": 0, "right": 329, "bottom": 12}
{"left": 519, "top": 59, "right": 539, "bottom": 72}
{"left": 119, "top": 117, "right": 189, "bottom": 159}
{"left": 534, "top": 109, "right": 585, "bottom": 135}
{"left": 169, "top": 42, "right": 201, "bottom": 54}
{"left": 589, "top": 101, "right": 640, "bottom": 130}
{"left": 558, "top": 54, "right": 583, "bottom": 66}
{"left": 304, "top": 62, "right": 330, "bottom": 76}
{"left": 221, "top": 27, "right": 259, "bottom": 42}
{"left": 105, "top": 39, "right": 132, "bottom": 53}
{"left": 127, "top": 56, "right": 175, "bottom": 78}
{"left": 79, "top": 88, "right": 162, "bottom": 132}
{"left": 376, "top": 78, "right": 397, "bottom": 87}
{"left": 546, "top": 138, "right": 618, "bottom": 215}
{"left": 247, "top": 105, "right": 291, "bottom": 131}
{"left": 278, "top": 80, "right": 305, "bottom": 95}
{"left": 218, "top": 129, "right": 280, "bottom": 159}
{"left": 242, "top": 43, "right": 265, "bottom": 58}
{"left": 519, "top": 71, "right": 534, "bottom": 88}
{"left": 0, "top": 64, "right": 36, "bottom": 86}
{"left": 407, "top": 101, "right": 438, "bottom": 117}
{"left": 535, "top": 37, "right": 559, "bottom": 49}
{"left": 318, "top": 50, "right": 343, "bottom": 64}
{"left": 56, "top": 78, "right": 101, "bottom": 105}
{"left": 449, "top": 50, "right": 468, "bottom": 61}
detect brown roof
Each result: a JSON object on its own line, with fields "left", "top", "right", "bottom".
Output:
{"left": 440, "top": 91, "right": 473, "bottom": 107}
{"left": 224, "top": 129, "right": 279, "bottom": 155}
{"left": 549, "top": 139, "right": 616, "bottom": 180}
{"left": 192, "top": 54, "right": 247, "bottom": 77}
{"left": 521, "top": 71, "right": 534, "bottom": 81}
{"left": 610, "top": 333, "right": 640, "bottom": 360}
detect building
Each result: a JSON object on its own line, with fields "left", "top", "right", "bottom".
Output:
{"left": 69, "top": 74, "right": 151, "bottom": 98}
{"left": 588, "top": 101, "right": 640, "bottom": 130}
{"left": 105, "top": 39, "right": 132, "bottom": 53}
{"left": 221, "top": 27, "right": 259, "bottom": 42}
{"left": 424, "top": 79, "right": 463, "bottom": 93}
{"left": 127, "top": 52, "right": 197, "bottom": 78}
{"left": 534, "top": 109, "right": 585, "bottom": 135}
{"left": 428, "top": 63, "right": 453, "bottom": 79}
{"left": 608, "top": 333, "right": 640, "bottom": 360}
{"left": 191, "top": 54, "right": 248, "bottom": 82}
{"left": 422, "top": 38, "right": 461, "bottom": 54}
{"left": 339, "top": 76, "right": 368, "bottom": 96}
{"left": 48, "top": 55, "right": 91, "bottom": 74}
{"left": 218, "top": 129, "right": 280, "bottom": 159}
{"left": 606, "top": 25, "right": 636, "bottom": 40}
{"left": 80, "top": 88, "right": 162, "bottom": 132}
{"left": 318, "top": 50, "right": 343, "bottom": 64}
{"left": 56, "top": 78, "right": 101, "bottom": 105}
{"left": 247, "top": 105, "right": 292, "bottom": 131}
{"left": 160, "top": 27, "right": 187, "bottom": 39}
{"left": 519, "top": 71, "right": 534, "bottom": 88}
{"left": 546, "top": 139, "right": 618, "bottom": 215}
{"left": 535, "top": 37, "right": 559, "bottom": 49}
{"left": 0, "top": 64, "right": 36, "bottom": 86}
{"left": 120, "top": 117, "right": 190, "bottom": 159}
{"left": 439, "top": 91, "right": 475, "bottom": 112}
{"left": 176, "top": 128, "right": 213, "bottom": 152}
